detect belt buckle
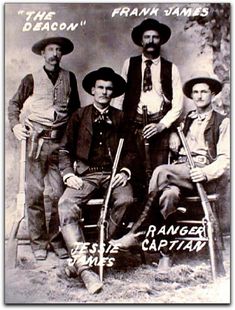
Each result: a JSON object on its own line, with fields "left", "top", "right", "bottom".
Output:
{"left": 51, "top": 130, "right": 58, "bottom": 139}
{"left": 195, "top": 155, "right": 207, "bottom": 164}
{"left": 178, "top": 156, "right": 187, "bottom": 163}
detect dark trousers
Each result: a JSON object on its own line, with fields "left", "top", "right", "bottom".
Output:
{"left": 26, "top": 139, "right": 64, "bottom": 251}
{"left": 58, "top": 172, "right": 134, "bottom": 240}
{"left": 130, "top": 123, "right": 170, "bottom": 193}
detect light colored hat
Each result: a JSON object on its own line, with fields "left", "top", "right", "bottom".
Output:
{"left": 32, "top": 35, "right": 74, "bottom": 55}
{"left": 183, "top": 71, "right": 222, "bottom": 98}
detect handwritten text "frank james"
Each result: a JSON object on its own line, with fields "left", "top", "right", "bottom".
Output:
{"left": 111, "top": 7, "right": 209, "bottom": 17}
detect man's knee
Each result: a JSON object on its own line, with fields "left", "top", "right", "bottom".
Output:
{"left": 149, "top": 165, "right": 169, "bottom": 191}
{"left": 114, "top": 193, "right": 134, "bottom": 207}
{"left": 151, "top": 165, "right": 168, "bottom": 179}
{"left": 58, "top": 196, "right": 82, "bottom": 226}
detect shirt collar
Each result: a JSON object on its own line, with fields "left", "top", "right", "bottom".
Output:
{"left": 93, "top": 103, "right": 110, "bottom": 114}
{"left": 43, "top": 65, "right": 60, "bottom": 74}
{"left": 189, "top": 109, "right": 213, "bottom": 121}
{"left": 142, "top": 54, "right": 160, "bottom": 65}
{"left": 196, "top": 109, "right": 213, "bottom": 120}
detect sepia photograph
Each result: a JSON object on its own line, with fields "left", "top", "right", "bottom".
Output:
{"left": 4, "top": 2, "right": 230, "bottom": 304}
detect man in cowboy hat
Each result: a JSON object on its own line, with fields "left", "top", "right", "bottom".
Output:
{"left": 58, "top": 67, "right": 134, "bottom": 294}
{"left": 115, "top": 18, "right": 183, "bottom": 197}
{"left": 8, "top": 35, "right": 80, "bottom": 260}
{"left": 111, "top": 71, "right": 229, "bottom": 271}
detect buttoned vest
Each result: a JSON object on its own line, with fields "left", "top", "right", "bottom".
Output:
{"left": 123, "top": 56, "right": 173, "bottom": 121}
{"left": 183, "top": 110, "right": 226, "bottom": 162}
{"left": 26, "top": 68, "right": 71, "bottom": 127}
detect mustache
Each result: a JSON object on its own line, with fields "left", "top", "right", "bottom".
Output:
{"left": 145, "top": 43, "right": 158, "bottom": 48}
{"left": 49, "top": 56, "right": 59, "bottom": 62}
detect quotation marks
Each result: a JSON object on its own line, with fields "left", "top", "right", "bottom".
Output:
{"left": 80, "top": 20, "right": 86, "bottom": 26}
{"left": 18, "top": 10, "right": 24, "bottom": 15}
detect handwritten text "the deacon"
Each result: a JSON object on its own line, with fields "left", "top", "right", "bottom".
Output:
{"left": 18, "top": 10, "right": 86, "bottom": 32}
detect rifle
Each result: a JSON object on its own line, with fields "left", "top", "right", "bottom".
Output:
{"left": 98, "top": 138, "right": 124, "bottom": 282}
{"left": 177, "top": 126, "right": 225, "bottom": 280}
{"left": 142, "top": 105, "right": 152, "bottom": 182}
{"left": 6, "top": 139, "right": 26, "bottom": 269}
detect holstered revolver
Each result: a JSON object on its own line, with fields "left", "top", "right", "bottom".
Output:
{"left": 27, "top": 129, "right": 44, "bottom": 159}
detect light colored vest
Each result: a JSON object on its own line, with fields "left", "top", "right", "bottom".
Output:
{"left": 26, "top": 68, "right": 70, "bottom": 127}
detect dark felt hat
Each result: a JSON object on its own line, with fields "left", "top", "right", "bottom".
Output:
{"left": 183, "top": 71, "right": 223, "bottom": 98}
{"left": 32, "top": 36, "right": 74, "bottom": 55}
{"left": 131, "top": 18, "right": 171, "bottom": 46}
{"left": 82, "top": 67, "right": 126, "bottom": 98}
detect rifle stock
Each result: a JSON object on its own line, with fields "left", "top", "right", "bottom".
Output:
{"left": 142, "top": 105, "right": 152, "bottom": 181}
{"left": 6, "top": 139, "right": 26, "bottom": 269}
{"left": 177, "top": 126, "right": 225, "bottom": 280}
{"left": 98, "top": 138, "right": 124, "bottom": 282}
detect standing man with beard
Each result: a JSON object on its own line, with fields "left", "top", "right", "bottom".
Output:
{"left": 117, "top": 18, "right": 183, "bottom": 195}
{"left": 8, "top": 35, "right": 80, "bottom": 261}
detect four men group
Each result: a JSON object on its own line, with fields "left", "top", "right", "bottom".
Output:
{"left": 8, "top": 18, "right": 230, "bottom": 295}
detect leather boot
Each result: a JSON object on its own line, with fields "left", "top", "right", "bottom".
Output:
{"left": 109, "top": 231, "right": 144, "bottom": 250}
{"left": 61, "top": 223, "right": 88, "bottom": 273}
{"left": 80, "top": 270, "right": 103, "bottom": 294}
{"left": 110, "top": 191, "right": 158, "bottom": 249}
{"left": 61, "top": 223, "right": 103, "bottom": 294}
{"left": 131, "top": 191, "right": 158, "bottom": 232}
{"left": 61, "top": 223, "right": 85, "bottom": 252}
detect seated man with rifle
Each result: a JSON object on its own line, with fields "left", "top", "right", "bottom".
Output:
{"left": 110, "top": 71, "right": 229, "bottom": 276}
{"left": 58, "top": 67, "right": 134, "bottom": 294}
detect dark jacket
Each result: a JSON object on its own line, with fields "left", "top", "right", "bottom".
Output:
{"left": 59, "top": 104, "right": 133, "bottom": 177}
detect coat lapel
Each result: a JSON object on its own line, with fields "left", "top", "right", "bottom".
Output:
{"left": 82, "top": 105, "right": 93, "bottom": 135}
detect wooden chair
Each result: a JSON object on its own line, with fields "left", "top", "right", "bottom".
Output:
{"left": 175, "top": 193, "right": 225, "bottom": 279}
{"left": 81, "top": 197, "right": 146, "bottom": 264}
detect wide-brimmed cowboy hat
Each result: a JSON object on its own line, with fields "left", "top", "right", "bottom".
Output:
{"left": 131, "top": 18, "right": 171, "bottom": 46}
{"left": 183, "top": 71, "right": 223, "bottom": 98}
{"left": 82, "top": 67, "right": 126, "bottom": 98}
{"left": 32, "top": 35, "right": 74, "bottom": 55}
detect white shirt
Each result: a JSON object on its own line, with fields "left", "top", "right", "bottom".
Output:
{"left": 179, "top": 110, "right": 230, "bottom": 181}
{"left": 114, "top": 55, "right": 183, "bottom": 128}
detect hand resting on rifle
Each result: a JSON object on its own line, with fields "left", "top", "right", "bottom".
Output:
{"left": 190, "top": 167, "right": 207, "bottom": 183}
{"left": 13, "top": 123, "right": 30, "bottom": 141}
{"left": 65, "top": 175, "right": 84, "bottom": 190}
{"left": 111, "top": 172, "right": 128, "bottom": 188}
{"left": 143, "top": 122, "right": 166, "bottom": 139}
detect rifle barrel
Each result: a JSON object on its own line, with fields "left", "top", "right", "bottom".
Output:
{"left": 176, "top": 126, "right": 225, "bottom": 280}
{"left": 98, "top": 138, "right": 124, "bottom": 282}
{"left": 142, "top": 105, "right": 152, "bottom": 180}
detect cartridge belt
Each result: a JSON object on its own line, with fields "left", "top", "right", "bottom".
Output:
{"left": 176, "top": 155, "right": 209, "bottom": 165}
